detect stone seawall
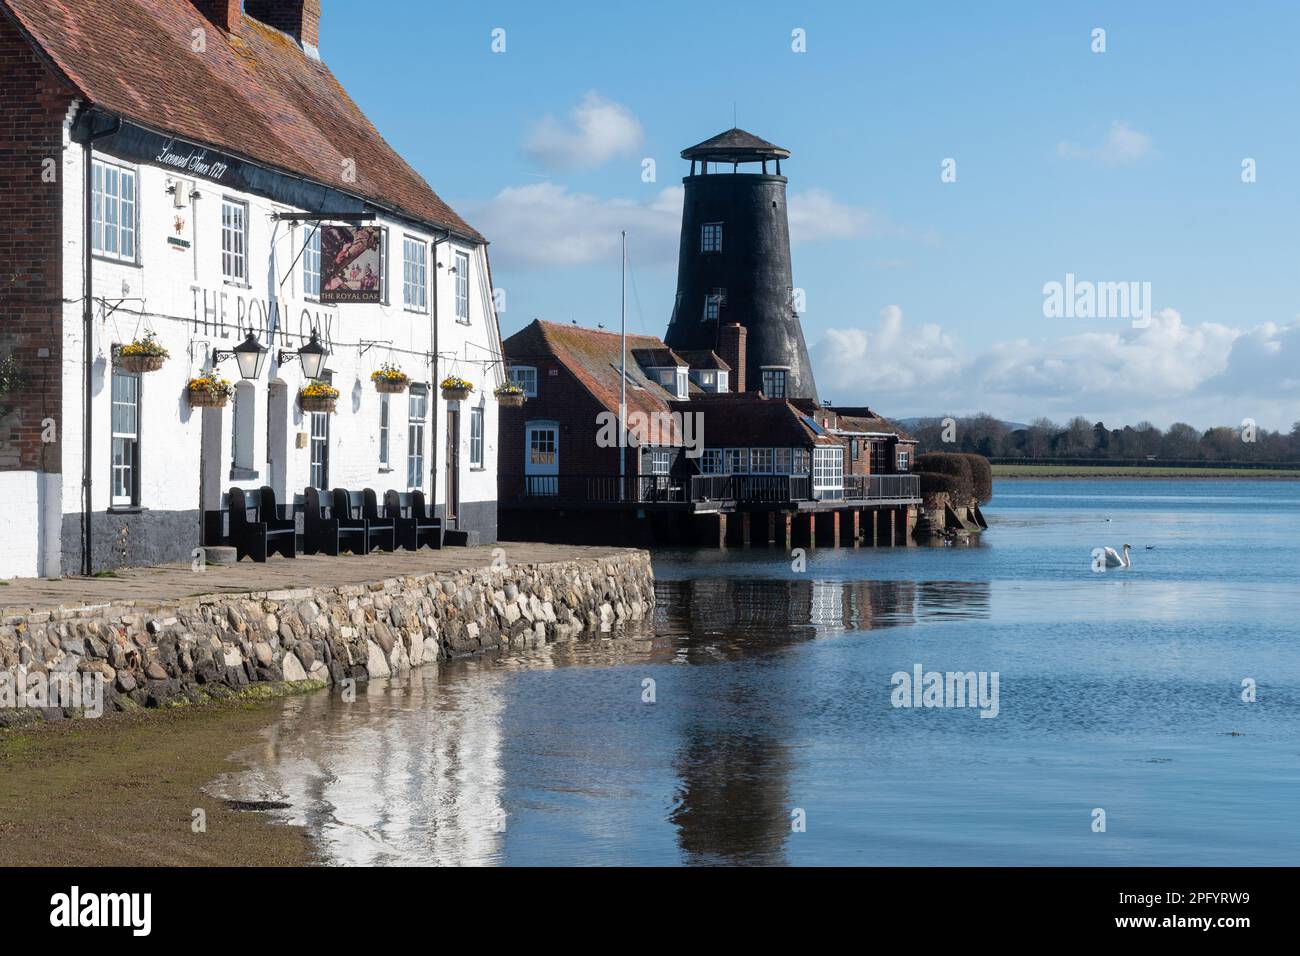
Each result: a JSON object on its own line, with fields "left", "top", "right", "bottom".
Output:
{"left": 0, "top": 550, "right": 654, "bottom": 724}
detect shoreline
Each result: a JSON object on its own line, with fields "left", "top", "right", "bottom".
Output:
{"left": 994, "top": 473, "right": 1300, "bottom": 480}
{"left": 0, "top": 683, "right": 319, "bottom": 866}
{"left": 992, "top": 469, "right": 1300, "bottom": 480}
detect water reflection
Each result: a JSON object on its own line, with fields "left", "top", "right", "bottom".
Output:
{"left": 656, "top": 578, "right": 990, "bottom": 646}
{"left": 214, "top": 577, "right": 991, "bottom": 866}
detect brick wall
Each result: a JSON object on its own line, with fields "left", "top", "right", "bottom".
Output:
{"left": 497, "top": 352, "right": 636, "bottom": 498}
{"left": 0, "top": 12, "right": 72, "bottom": 473}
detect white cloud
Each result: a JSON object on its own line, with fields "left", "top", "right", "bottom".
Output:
{"left": 463, "top": 182, "right": 682, "bottom": 270}
{"left": 787, "top": 188, "right": 875, "bottom": 241}
{"left": 812, "top": 306, "right": 1300, "bottom": 430}
{"left": 1057, "top": 120, "right": 1155, "bottom": 165}
{"left": 465, "top": 184, "right": 874, "bottom": 271}
{"left": 523, "top": 92, "right": 645, "bottom": 172}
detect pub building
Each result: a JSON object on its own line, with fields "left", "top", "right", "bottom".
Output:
{"left": 0, "top": 0, "right": 503, "bottom": 578}
{"left": 497, "top": 127, "right": 920, "bottom": 548}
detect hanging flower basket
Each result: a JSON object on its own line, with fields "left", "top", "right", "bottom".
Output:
{"left": 494, "top": 383, "right": 526, "bottom": 408}
{"left": 115, "top": 332, "right": 169, "bottom": 374}
{"left": 300, "top": 380, "right": 340, "bottom": 413}
{"left": 371, "top": 363, "right": 410, "bottom": 394}
{"left": 186, "top": 373, "right": 233, "bottom": 409}
{"left": 440, "top": 375, "right": 474, "bottom": 402}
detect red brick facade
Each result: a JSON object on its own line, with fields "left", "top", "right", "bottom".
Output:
{"left": 0, "top": 10, "right": 72, "bottom": 473}
{"left": 496, "top": 353, "right": 637, "bottom": 500}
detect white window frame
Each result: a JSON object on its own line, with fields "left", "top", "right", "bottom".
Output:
{"left": 221, "top": 197, "right": 248, "bottom": 283}
{"left": 751, "top": 448, "right": 773, "bottom": 474}
{"left": 813, "top": 446, "right": 844, "bottom": 492}
{"left": 378, "top": 393, "right": 391, "bottom": 468}
{"left": 700, "top": 221, "right": 723, "bottom": 254}
{"left": 774, "top": 448, "right": 792, "bottom": 474}
{"left": 454, "top": 250, "right": 470, "bottom": 323}
{"left": 110, "top": 369, "right": 140, "bottom": 507}
{"left": 726, "top": 447, "right": 750, "bottom": 474}
{"left": 897, "top": 449, "right": 911, "bottom": 472}
{"left": 303, "top": 224, "right": 322, "bottom": 299}
{"left": 470, "top": 405, "right": 484, "bottom": 469}
{"left": 650, "top": 449, "right": 672, "bottom": 475}
{"left": 407, "top": 384, "right": 428, "bottom": 489}
{"left": 793, "top": 448, "right": 811, "bottom": 474}
{"left": 310, "top": 411, "right": 329, "bottom": 489}
{"left": 403, "top": 235, "right": 428, "bottom": 312}
{"left": 91, "top": 158, "right": 137, "bottom": 263}
{"left": 510, "top": 365, "right": 538, "bottom": 397}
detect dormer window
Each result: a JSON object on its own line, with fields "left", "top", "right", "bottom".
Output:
{"left": 700, "top": 222, "right": 723, "bottom": 253}
{"left": 655, "top": 367, "right": 688, "bottom": 399}
{"left": 761, "top": 367, "right": 787, "bottom": 398}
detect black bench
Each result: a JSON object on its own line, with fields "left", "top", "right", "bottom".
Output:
{"left": 332, "top": 488, "right": 396, "bottom": 554}
{"left": 302, "top": 486, "right": 369, "bottom": 556}
{"left": 383, "top": 489, "right": 443, "bottom": 550}
{"left": 228, "top": 486, "right": 297, "bottom": 562}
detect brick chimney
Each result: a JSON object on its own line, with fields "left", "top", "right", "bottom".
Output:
{"left": 245, "top": 0, "right": 322, "bottom": 49}
{"left": 193, "top": 0, "right": 241, "bottom": 33}
{"left": 718, "top": 323, "right": 746, "bottom": 393}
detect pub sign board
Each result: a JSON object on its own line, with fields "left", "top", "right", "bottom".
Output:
{"left": 321, "top": 225, "right": 383, "bottom": 303}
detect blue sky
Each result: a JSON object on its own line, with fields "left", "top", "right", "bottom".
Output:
{"left": 323, "top": 1, "right": 1300, "bottom": 429}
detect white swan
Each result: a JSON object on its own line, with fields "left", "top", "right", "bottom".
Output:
{"left": 1103, "top": 544, "right": 1132, "bottom": 568}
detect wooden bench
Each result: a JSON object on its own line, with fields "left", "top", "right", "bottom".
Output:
{"left": 228, "top": 486, "right": 297, "bottom": 563}
{"left": 383, "top": 489, "right": 443, "bottom": 550}
{"left": 332, "top": 488, "right": 396, "bottom": 554}
{"left": 301, "top": 487, "right": 369, "bottom": 556}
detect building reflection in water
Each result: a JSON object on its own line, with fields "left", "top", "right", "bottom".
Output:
{"left": 213, "top": 577, "right": 990, "bottom": 866}
{"left": 656, "top": 577, "right": 989, "bottom": 865}
{"left": 213, "top": 662, "right": 511, "bottom": 866}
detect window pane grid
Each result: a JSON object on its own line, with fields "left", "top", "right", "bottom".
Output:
{"left": 407, "top": 387, "right": 427, "bottom": 489}
{"left": 222, "top": 200, "right": 246, "bottom": 282}
{"left": 470, "top": 406, "right": 484, "bottom": 468}
{"left": 403, "top": 237, "right": 427, "bottom": 310}
{"left": 455, "top": 251, "right": 469, "bottom": 321}
{"left": 110, "top": 370, "right": 139, "bottom": 505}
{"left": 303, "top": 227, "right": 321, "bottom": 297}
{"left": 92, "top": 161, "right": 136, "bottom": 262}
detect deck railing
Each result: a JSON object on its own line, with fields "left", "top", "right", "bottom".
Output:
{"left": 508, "top": 472, "right": 919, "bottom": 504}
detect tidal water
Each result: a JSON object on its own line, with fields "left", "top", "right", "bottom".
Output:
{"left": 215, "top": 480, "right": 1300, "bottom": 866}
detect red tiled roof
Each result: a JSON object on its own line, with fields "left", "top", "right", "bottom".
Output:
{"left": 676, "top": 349, "right": 731, "bottom": 371}
{"left": 1, "top": 0, "right": 484, "bottom": 242}
{"left": 503, "top": 320, "right": 841, "bottom": 450}
{"left": 504, "top": 320, "right": 684, "bottom": 445}
{"left": 671, "top": 392, "right": 837, "bottom": 448}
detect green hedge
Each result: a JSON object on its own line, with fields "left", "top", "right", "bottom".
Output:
{"left": 962, "top": 453, "right": 993, "bottom": 503}
{"left": 918, "top": 471, "right": 966, "bottom": 497}
{"left": 915, "top": 452, "right": 973, "bottom": 500}
{"left": 915, "top": 451, "right": 992, "bottom": 503}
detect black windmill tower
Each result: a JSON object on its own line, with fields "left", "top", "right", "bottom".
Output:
{"left": 664, "top": 128, "right": 820, "bottom": 404}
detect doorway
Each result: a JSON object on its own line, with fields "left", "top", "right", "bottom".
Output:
{"left": 445, "top": 405, "right": 460, "bottom": 524}
{"left": 525, "top": 420, "right": 558, "bottom": 496}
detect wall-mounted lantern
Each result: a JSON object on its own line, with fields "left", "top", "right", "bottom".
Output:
{"left": 278, "top": 330, "right": 329, "bottom": 379}
{"left": 213, "top": 329, "right": 269, "bottom": 381}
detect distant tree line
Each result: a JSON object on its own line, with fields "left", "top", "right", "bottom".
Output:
{"left": 910, "top": 414, "right": 1300, "bottom": 463}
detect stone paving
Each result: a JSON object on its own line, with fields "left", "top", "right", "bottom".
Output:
{"left": 0, "top": 543, "right": 637, "bottom": 615}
